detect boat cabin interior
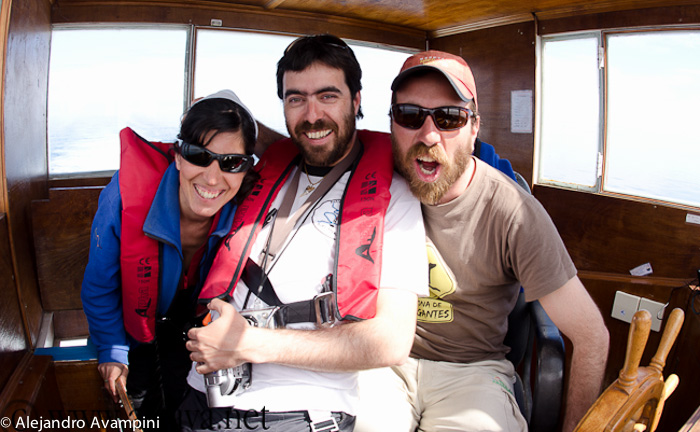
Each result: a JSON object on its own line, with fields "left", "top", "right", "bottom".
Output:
{"left": 0, "top": 0, "right": 699, "bottom": 430}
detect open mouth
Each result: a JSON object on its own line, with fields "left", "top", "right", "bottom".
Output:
{"left": 415, "top": 156, "right": 442, "bottom": 181}
{"left": 305, "top": 129, "right": 332, "bottom": 140}
{"left": 194, "top": 184, "right": 224, "bottom": 200}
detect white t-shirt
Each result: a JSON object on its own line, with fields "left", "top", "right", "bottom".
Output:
{"left": 187, "top": 167, "right": 428, "bottom": 415}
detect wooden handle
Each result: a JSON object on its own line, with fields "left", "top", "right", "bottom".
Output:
{"left": 649, "top": 374, "right": 680, "bottom": 432}
{"left": 116, "top": 378, "right": 143, "bottom": 432}
{"left": 650, "top": 308, "right": 684, "bottom": 373}
{"left": 619, "top": 309, "right": 651, "bottom": 388}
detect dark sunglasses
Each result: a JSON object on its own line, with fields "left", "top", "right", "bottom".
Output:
{"left": 179, "top": 141, "right": 253, "bottom": 173}
{"left": 391, "top": 104, "right": 474, "bottom": 131}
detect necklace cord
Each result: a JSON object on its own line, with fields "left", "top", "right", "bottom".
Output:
{"left": 303, "top": 162, "right": 323, "bottom": 187}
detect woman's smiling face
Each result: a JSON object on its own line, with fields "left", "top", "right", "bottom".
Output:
{"left": 176, "top": 130, "right": 247, "bottom": 222}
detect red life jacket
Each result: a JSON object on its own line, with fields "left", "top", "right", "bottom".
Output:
{"left": 119, "top": 127, "right": 174, "bottom": 343}
{"left": 199, "top": 130, "right": 393, "bottom": 321}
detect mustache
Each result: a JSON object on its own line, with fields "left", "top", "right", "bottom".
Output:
{"left": 405, "top": 143, "right": 450, "bottom": 165}
{"left": 294, "top": 119, "right": 338, "bottom": 136}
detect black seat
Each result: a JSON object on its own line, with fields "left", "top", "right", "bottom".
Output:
{"left": 505, "top": 289, "right": 566, "bottom": 432}
{"left": 503, "top": 171, "right": 565, "bottom": 432}
{"left": 513, "top": 171, "right": 531, "bottom": 194}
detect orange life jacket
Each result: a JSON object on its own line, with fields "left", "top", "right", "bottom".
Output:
{"left": 199, "top": 130, "right": 393, "bottom": 321}
{"left": 119, "top": 127, "right": 174, "bottom": 342}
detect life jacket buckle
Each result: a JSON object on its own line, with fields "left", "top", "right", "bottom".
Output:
{"left": 313, "top": 292, "right": 337, "bottom": 328}
{"left": 240, "top": 306, "right": 283, "bottom": 329}
{"left": 310, "top": 417, "right": 340, "bottom": 432}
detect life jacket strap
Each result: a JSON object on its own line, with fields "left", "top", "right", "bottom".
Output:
{"left": 241, "top": 259, "right": 337, "bottom": 327}
{"left": 310, "top": 416, "right": 340, "bottom": 432}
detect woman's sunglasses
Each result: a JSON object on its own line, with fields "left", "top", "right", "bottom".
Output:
{"left": 391, "top": 104, "right": 474, "bottom": 131}
{"left": 179, "top": 141, "right": 253, "bottom": 173}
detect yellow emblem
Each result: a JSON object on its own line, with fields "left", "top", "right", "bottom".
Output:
{"left": 417, "top": 297, "right": 453, "bottom": 323}
{"left": 426, "top": 243, "right": 455, "bottom": 298}
{"left": 417, "top": 243, "right": 456, "bottom": 323}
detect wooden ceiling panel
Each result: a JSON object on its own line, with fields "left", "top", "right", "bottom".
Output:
{"left": 226, "top": 0, "right": 700, "bottom": 33}
{"left": 54, "top": 0, "right": 700, "bottom": 36}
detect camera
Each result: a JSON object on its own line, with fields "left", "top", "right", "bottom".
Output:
{"left": 203, "top": 306, "right": 281, "bottom": 408}
{"left": 204, "top": 363, "right": 251, "bottom": 407}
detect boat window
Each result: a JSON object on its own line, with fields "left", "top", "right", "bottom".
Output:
{"left": 48, "top": 26, "right": 189, "bottom": 176}
{"left": 193, "top": 29, "right": 411, "bottom": 135}
{"left": 48, "top": 26, "right": 411, "bottom": 176}
{"left": 193, "top": 30, "right": 294, "bottom": 136}
{"left": 537, "top": 29, "right": 700, "bottom": 209}
{"left": 539, "top": 35, "right": 601, "bottom": 191}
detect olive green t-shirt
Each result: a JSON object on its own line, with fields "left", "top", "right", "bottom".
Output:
{"left": 412, "top": 158, "right": 577, "bottom": 363}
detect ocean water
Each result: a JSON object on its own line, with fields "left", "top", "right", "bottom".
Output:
{"left": 49, "top": 124, "right": 179, "bottom": 174}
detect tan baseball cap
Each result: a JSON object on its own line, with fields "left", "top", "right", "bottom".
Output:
{"left": 392, "top": 50, "right": 477, "bottom": 108}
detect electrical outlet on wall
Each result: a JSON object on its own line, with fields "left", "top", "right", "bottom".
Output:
{"left": 610, "top": 291, "right": 666, "bottom": 332}
{"left": 611, "top": 291, "right": 641, "bottom": 324}
{"left": 639, "top": 298, "right": 665, "bottom": 332}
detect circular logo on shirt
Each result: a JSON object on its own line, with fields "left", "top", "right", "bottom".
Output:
{"left": 312, "top": 199, "right": 340, "bottom": 238}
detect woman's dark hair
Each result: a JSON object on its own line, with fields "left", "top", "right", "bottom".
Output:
{"left": 176, "top": 97, "right": 259, "bottom": 201}
{"left": 276, "top": 34, "right": 363, "bottom": 119}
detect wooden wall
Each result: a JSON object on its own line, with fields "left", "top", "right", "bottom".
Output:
{"left": 536, "top": 186, "right": 700, "bottom": 432}
{"left": 0, "top": 0, "right": 52, "bottom": 406}
{"left": 0, "top": 214, "right": 26, "bottom": 392}
{"left": 0, "top": 0, "right": 52, "bottom": 416}
{"left": 430, "top": 6, "right": 700, "bottom": 431}
{"left": 431, "top": 22, "right": 537, "bottom": 184}
{"left": 535, "top": 187, "right": 700, "bottom": 279}
{"left": 3, "top": 0, "right": 52, "bottom": 348}
{"left": 0, "top": 0, "right": 697, "bottom": 429}
{"left": 51, "top": 1, "right": 426, "bottom": 50}
{"left": 0, "top": 0, "right": 57, "bottom": 420}
{"left": 0, "top": 354, "right": 64, "bottom": 426}
{"left": 537, "top": 4, "right": 700, "bottom": 35}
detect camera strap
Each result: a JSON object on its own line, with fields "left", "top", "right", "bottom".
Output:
{"left": 242, "top": 258, "right": 335, "bottom": 325}
{"left": 240, "top": 142, "right": 361, "bottom": 326}
{"left": 264, "top": 140, "right": 360, "bottom": 266}
{"left": 242, "top": 257, "right": 282, "bottom": 306}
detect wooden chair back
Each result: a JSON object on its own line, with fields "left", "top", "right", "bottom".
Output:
{"left": 574, "top": 307, "right": 684, "bottom": 432}
{"left": 31, "top": 187, "right": 102, "bottom": 341}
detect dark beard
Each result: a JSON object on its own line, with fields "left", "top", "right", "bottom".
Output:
{"left": 392, "top": 136, "right": 471, "bottom": 205}
{"left": 289, "top": 110, "right": 356, "bottom": 167}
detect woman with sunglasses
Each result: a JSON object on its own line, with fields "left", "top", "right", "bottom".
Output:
{"left": 81, "top": 90, "right": 259, "bottom": 429}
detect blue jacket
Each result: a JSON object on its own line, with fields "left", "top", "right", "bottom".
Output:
{"left": 81, "top": 163, "right": 236, "bottom": 364}
{"left": 475, "top": 139, "right": 516, "bottom": 181}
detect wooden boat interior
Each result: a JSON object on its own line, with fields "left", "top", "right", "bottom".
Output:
{"left": 1, "top": 0, "right": 699, "bottom": 430}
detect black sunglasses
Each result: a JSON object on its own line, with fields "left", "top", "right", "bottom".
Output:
{"left": 391, "top": 104, "right": 474, "bottom": 131}
{"left": 179, "top": 141, "right": 253, "bottom": 173}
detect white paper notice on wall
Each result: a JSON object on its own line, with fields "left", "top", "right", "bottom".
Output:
{"left": 630, "top": 262, "right": 653, "bottom": 277}
{"left": 510, "top": 90, "right": 533, "bottom": 134}
{"left": 686, "top": 213, "right": 700, "bottom": 225}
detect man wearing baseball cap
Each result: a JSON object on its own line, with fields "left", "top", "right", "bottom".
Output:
{"left": 356, "top": 51, "right": 609, "bottom": 432}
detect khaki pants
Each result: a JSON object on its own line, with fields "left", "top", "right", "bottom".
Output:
{"left": 355, "top": 358, "right": 528, "bottom": 432}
